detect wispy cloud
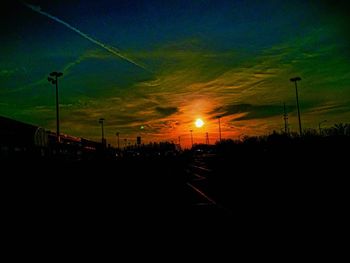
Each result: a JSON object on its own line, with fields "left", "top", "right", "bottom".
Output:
{"left": 62, "top": 49, "right": 113, "bottom": 74}
{"left": 4, "top": 25, "right": 349, "bottom": 144}
{"left": 306, "top": 102, "right": 350, "bottom": 115}
{"left": 210, "top": 103, "right": 285, "bottom": 121}
{"left": 155, "top": 106, "right": 179, "bottom": 117}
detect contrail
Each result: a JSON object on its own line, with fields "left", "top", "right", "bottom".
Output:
{"left": 23, "top": 2, "right": 149, "bottom": 72}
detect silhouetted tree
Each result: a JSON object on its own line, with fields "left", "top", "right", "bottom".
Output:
{"left": 303, "top": 128, "right": 318, "bottom": 137}
{"left": 324, "top": 123, "right": 350, "bottom": 136}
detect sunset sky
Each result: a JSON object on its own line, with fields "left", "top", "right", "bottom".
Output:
{"left": 1, "top": 0, "right": 349, "bottom": 147}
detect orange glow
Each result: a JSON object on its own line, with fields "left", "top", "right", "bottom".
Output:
{"left": 195, "top": 118, "right": 204, "bottom": 128}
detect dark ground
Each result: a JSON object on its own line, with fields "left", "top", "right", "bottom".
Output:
{"left": 2, "top": 138, "right": 348, "bottom": 230}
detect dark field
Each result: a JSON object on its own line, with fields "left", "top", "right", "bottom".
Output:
{"left": 3, "top": 135, "right": 348, "bottom": 225}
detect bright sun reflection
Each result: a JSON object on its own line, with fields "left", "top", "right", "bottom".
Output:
{"left": 195, "top": 118, "right": 204, "bottom": 128}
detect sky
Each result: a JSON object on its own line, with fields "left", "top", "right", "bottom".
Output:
{"left": 1, "top": 0, "right": 350, "bottom": 147}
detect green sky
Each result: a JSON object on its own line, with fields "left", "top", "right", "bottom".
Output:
{"left": 1, "top": 0, "right": 349, "bottom": 147}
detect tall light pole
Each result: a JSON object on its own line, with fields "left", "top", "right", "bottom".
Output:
{"left": 190, "top": 130, "right": 193, "bottom": 148}
{"left": 319, "top": 120, "right": 327, "bottom": 135}
{"left": 99, "top": 118, "right": 105, "bottom": 146}
{"left": 290, "top": 77, "right": 302, "bottom": 135}
{"left": 48, "top": 71, "right": 63, "bottom": 143}
{"left": 217, "top": 115, "right": 222, "bottom": 142}
{"left": 116, "top": 132, "right": 120, "bottom": 149}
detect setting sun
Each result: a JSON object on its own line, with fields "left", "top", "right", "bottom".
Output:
{"left": 195, "top": 118, "right": 204, "bottom": 128}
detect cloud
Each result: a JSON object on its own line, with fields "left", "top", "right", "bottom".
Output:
{"left": 305, "top": 102, "right": 350, "bottom": 115}
{"left": 62, "top": 49, "right": 114, "bottom": 74}
{"left": 155, "top": 106, "right": 179, "bottom": 117}
{"left": 211, "top": 103, "right": 285, "bottom": 121}
{"left": 3, "top": 22, "right": 350, "bottom": 144}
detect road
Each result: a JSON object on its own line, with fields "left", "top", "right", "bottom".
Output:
{"left": 184, "top": 154, "right": 233, "bottom": 216}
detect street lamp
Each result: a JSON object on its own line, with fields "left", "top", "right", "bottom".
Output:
{"left": 48, "top": 71, "right": 63, "bottom": 143}
{"left": 319, "top": 120, "right": 327, "bottom": 135}
{"left": 116, "top": 132, "right": 120, "bottom": 149}
{"left": 290, "top": 77, "right": 302, "bottom": 136}
{"left": 190, "top": 130, "right": 193, "bottom": 148}
{"left": 99, "top": 118, "right": 105, "bottom": 146}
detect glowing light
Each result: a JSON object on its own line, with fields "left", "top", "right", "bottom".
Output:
{"left": 195, "top": 118, "right": 204, "bottom": 128}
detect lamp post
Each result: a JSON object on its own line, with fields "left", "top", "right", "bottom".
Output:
{"left": 48, "top": 71, "right": 63, "bottom": 143}
{"left": 319, "top": 120, "right": 327, "bottom": 135}
{"left": 290, "top": 77, "right": 302, "bottom": 135}
{"left": 116, "top": 132, "right": 120, "bottom": 149}
{"left": 99, "top": 118, "right": 105, "bottom": 146}
{"left": 190, "top": 130, "right": 193, "bottom": 148}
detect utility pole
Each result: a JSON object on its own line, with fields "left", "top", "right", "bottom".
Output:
{"left": 206, "top": 132, "right": 209, "bottom": 145}
{"left": 116, "top": 132, "right": 120, "bottom": 149}
{"left": 99, "top": 118, "right": 105, "bottom": 147}
{"left": 290, "top": 77, "right": 302, "bottom": 135}
{"left": 190, "top": 130, "right": 193, "bottom": 148}
{"left": 319, "top": 120, "right": 327, "bottom": 135}
{"left": 217, "top": 115, "right": 222, "bottom": 142}
{"left": 48, "top": 71, "right": 63, "bottom": 143}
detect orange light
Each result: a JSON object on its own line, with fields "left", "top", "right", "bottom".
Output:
{"left": 195, "top": 118, "right": 204, "bottom": 128}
